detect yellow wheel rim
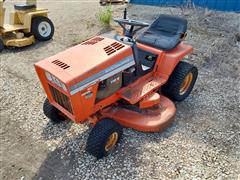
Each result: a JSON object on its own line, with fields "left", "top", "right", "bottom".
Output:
{"left": 105, "top": 132, "right": 119, "bottom": 152}
{"left": 180, "top": 72, "right": 193, "bottom": 95}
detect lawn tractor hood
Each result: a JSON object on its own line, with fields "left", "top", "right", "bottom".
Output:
{"left": 35, "top": 36, "right": 134, "bottom": 93}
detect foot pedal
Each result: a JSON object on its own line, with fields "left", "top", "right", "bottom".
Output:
{"left": 119, "top": 76, "right": 166, "bottom": 104}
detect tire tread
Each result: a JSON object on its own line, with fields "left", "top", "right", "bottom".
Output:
{"left": 31, "top": 16, "right": 54, "bottom": 41}
{"left": 86, "top": 119, "right": 123, "bottom": 159}
{"left": 161, "top": 61, "right": 198, "bottom": 101}
{"left": 43, "top": 98, "right": 65, "bottom": 123}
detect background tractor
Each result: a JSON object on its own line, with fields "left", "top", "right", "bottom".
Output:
{"left": 35, "top": 13, "right": 198, "bottom": 159}
{"left": 0, "top": 0, "right": 54, "bottom": 52}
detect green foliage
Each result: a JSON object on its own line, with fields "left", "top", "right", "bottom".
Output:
{"left": 97, "top": 6, "right": 112, "bottom": 26}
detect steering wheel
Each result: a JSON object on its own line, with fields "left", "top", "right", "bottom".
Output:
{"left": 114, "top": 18, "right": 149, "bottom": 38}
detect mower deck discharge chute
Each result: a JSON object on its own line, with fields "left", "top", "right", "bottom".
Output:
{"left": 35, "top": 13, "right": 198, "bottom": 158}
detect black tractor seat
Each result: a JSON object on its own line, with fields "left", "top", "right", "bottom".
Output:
{"left": 14, "top": 3, "right": 36, "bottom": 10}
{"left": 137, "top": 14, "right": 187, "bottom": 51}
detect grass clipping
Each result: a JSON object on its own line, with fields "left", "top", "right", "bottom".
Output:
{"left": 97, "top": 6, "right": 113, "bottom": 26}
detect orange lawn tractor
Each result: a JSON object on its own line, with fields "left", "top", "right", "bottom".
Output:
{"left": 35, "top": 14, "right": 198, "bottom": 158}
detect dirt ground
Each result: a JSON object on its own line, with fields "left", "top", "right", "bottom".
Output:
{"left": 0, "top": 1, "right": 240, "bottom": 180}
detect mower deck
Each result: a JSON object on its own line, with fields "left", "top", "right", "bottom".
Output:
{"left": 101, "top": 95, "right": 176, "bottom": 132}
{"left": 3, "top": 35, "right": 35, "bottom": 47}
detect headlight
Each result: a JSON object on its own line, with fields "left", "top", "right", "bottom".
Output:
{"left": 45, "top": 71, "right": 52, "bottom": 81}
{"left": 45, "top": 71, "right": 67, "bottom": 91}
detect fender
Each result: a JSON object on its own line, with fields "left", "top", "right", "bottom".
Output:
{"left": 23, "top": 9, "right": 48, "bottom": 32}
{"left": 137, "top": 42, "right": 193, "bottom": 79}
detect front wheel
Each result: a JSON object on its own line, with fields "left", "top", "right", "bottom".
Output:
{"left": 161, "top": 61, "right": 198, "bottom": 101}
{"left": 43, "top": 98, "right": 66, "bottom": 123}
{"left": 86, "top": 118, "right": 123, "bottom": 159}
{"left": 31, "top": 16, "right": 54, "bottom": 41}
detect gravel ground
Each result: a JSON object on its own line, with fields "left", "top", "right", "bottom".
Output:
{"left": 1, "top": 1, "right": 240, "bottom": 180}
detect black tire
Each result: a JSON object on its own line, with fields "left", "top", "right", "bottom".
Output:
{"left": 43, "top": 98, "right": 66, "bottom": 123}
{"left": 31, "top": 16, "right": 54, "bottom": 41}
{"left": 161, "top": 61, "right": 198, "bottom": 101}
{"left": 86, "top": 118, "right": 123, "bottom": 159}
{"left": 0, "top": 39, "right": 4, "bottom": 52}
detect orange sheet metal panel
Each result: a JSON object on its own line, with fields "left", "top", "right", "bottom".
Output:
{"left": 72, "top": 83, "right": 99, "bottom": 123}
{"left": 157, "top": 43, "right": 193, "bottom": 76}
{"left": 35, "top": 36, "right": 133, "bottom": 88}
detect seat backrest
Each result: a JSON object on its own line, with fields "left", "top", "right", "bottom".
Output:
{"left": 14, "top": 3, "right": 36, "bottom": 11}
{"left": 149, "top": 14, "right": 187, "bottom": 35}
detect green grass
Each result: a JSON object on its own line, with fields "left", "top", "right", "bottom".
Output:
{"left": 97, "top": 6, "right": 113, "bottom": 26}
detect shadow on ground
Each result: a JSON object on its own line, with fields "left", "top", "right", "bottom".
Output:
{"left": 1, "top": 40, "right": 53, "bottom": 54}
{"left": 34, "top": 122, "right": 177, "bottom": 179}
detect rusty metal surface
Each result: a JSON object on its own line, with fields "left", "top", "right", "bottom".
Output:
{"left": 120, "top": 76, "right": 166, "bottom": 104}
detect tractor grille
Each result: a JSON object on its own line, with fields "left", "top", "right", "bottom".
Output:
{"left": 49, "top": 84, "right": 73, "bottom": 114}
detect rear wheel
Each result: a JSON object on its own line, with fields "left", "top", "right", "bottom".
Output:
{"left": 86, "top": 118, "right": 123, "bottom": 159}
{"left": 43, "top": 98, "right": 66, "bottom": 123}
{"left": 161, "top": 61, "right": 198, "bottom": 101}
{"left": 0, "top": 39, "right": 4, "bottom": 52}
{"left": 31, "top": 16, "right": 54, "bottom": 41}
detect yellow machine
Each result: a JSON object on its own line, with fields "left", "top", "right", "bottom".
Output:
{"left": 0, "top": 0, "right": 54, "bottom": 52}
